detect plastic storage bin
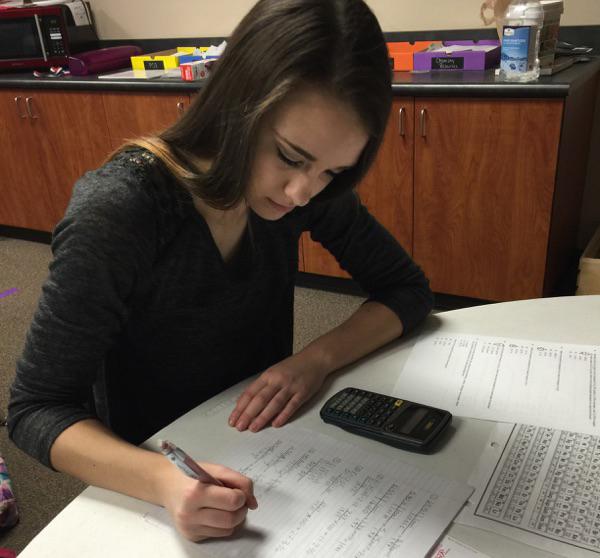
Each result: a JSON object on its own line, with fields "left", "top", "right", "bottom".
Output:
{"left": 414, "top": 41, "right": 501, "bottom": 71}
{"left": 130, "top": 49, "right": 184, "bottom": 71}
{"left": 387, "top": 42, "right": 435, "bottom": 71}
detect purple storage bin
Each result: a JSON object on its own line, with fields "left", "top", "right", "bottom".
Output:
{"left": 413, "top": 40, "right": 501, "bottom": 71}
{"left": 68, "top": 45, "right": 143, "bottom": 76}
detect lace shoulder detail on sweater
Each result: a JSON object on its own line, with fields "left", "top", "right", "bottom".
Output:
{"left": 127, "top": 149, "right": 157, "bottom": 167}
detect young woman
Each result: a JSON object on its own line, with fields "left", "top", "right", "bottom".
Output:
{"left": 8, "top": 0, "right": 433, "bottom": 543}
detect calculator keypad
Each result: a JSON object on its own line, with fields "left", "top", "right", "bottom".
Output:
{"left": 325, "top": 388, "right": 402, "bottom": 428}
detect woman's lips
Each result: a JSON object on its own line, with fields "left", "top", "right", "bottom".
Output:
{"left": 267, "top": 198, "right": 294, "bottom": 213}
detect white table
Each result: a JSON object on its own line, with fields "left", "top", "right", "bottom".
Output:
{"left": 19, "top": 295, "right": 600, "bottom": 557}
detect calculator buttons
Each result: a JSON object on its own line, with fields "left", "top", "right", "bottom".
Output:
{"left": 326, "top": 392, "right": 400, "bottom": 428}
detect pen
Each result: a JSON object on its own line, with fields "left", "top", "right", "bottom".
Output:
{"left": 158, "top": 439, "right": 224, "bottom": 486}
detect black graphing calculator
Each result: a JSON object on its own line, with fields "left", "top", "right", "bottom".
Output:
{"left": 320, "top": 387, "right": 452, "bottom": 453}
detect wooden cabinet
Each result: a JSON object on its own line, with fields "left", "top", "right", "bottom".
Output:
{"left": 0, "top": 89, "right": 110, "bottom": 230}
{"left": 302, "top": 88, "right": 597, "bottom": 302}
{"left": 29, "top": 90, "right": 112, "bottom": 224}
{"left": 301, "top": 98, "right": 415, "bottom": 278}
{"left": 101, "top": 92, "right": 190, "bottom": 149}
{"left": 1, "top": 79, "right": 595, "bottom": 301}
{"left": 0, "top": 90, "right": 55, "bottom": 231}
{"left": 413, "top": 98, "right": 563, "bottom": 301}
{"left": 298, "top": 234, "right": 305, "bottom": 272}
{"left": 0, "top": 90, "right": 190, "bottom": 232}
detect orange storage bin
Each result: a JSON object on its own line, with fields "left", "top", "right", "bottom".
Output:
{"left": 387, "top": 41, "right": 435, "bottom": 71}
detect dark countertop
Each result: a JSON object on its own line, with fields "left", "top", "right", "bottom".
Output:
{"left": 0, "top": 58, "right": 598, "bottom": 98}
{"left": 392, "top": 58, "right": 600, "bottom": 97}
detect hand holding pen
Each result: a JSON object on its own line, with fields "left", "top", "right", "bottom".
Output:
{"left": 158, "top": 439, "right": 258, "bottom": 542}
{"left": 159, "top": 440, "right": 225, "bottom": 485}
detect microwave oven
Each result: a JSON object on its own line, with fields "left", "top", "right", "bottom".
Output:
{"left": 0, "top": 3, "right": 98, "bottom": 70}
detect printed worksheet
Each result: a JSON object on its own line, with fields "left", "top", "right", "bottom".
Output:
{"left": 428, "top": 534, "right": 491, "bottom": 558}
{"left": 144, "top": 427, "right": 472, "bottom": 558}
{"left": 395, "top": 333, "right": 599, "bottom": 435}
{"left": 457, "top": 423, "right": 600, "bottom": 557}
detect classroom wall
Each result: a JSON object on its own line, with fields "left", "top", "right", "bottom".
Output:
{"left": 89, "top": 0, "right": 600, "bottom": 40}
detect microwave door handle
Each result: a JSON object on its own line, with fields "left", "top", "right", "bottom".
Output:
{"left": 82, "top": 1, "right": 93, "bottom": 25}
{"left": 34, "top": 14, "right": 48, "bottom": 62}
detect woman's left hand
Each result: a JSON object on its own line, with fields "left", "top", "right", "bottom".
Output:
{"left": 228, "top": 353, "right": 328, "bottom": 432}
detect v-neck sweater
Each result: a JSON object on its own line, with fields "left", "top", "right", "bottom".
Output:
{"left": 8, "top": 149, "right": 433, "bottom": 468}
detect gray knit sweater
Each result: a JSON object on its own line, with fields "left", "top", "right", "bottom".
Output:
{"left": 8, "top": 149, "right": 433, "bottom": 468}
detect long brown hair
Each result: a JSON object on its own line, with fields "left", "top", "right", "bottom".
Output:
{"left": 121, "top": 0, "right": 392, "bottom": 209}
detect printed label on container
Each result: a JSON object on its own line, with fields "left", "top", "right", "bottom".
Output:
{"left": 501, "top": 25, "right": 532, "bottom": 74}
{"left": 432, "top": 57, "right": 464, "bottom": 70}
{"left": 144, "top": 60, "right": 165, "bottom": 70}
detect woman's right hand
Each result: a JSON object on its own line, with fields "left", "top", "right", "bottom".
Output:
{"left": 159, "top": 461, "right": 258, "bottom": 542}
{"left": 48, "top": 421, "right": 258, "bottom": 542}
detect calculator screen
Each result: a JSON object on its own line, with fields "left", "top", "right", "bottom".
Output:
{"left": 397, "top": 407, "right": 428, "bottom": 434}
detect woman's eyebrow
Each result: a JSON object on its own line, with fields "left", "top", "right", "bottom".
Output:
{"left": 274, "top": 130, "right": 316, "bottom": 162}
{"left": 274, "top": 129, "right": 354, "bottom": 171}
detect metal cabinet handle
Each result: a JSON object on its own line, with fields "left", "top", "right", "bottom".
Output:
{"left": 420, "top": 108, "right": 428, "bottom": 138}
{"left": 14, "top": 96, "right": 27, "bottom": 118}
{"left": 398, "top": 107, "right": 406, "bottom": 137}
{"left": 177, "top": 101, "right": 185, "bottom": 114}
{"left": 25, "top": 97, "right": 39, "bottom": 119}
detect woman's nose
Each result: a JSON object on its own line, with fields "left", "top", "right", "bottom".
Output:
{"left": 284, "top": 175, "right": 312, "bottom": 207}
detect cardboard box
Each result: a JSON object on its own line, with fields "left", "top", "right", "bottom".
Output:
{"left": 387, "top": 41, "right": 435, "bottom": 71}
{"left": 177, "top": 47, "right": 209, "bottom": 64}
{"left": 178, "top": 54, "right": 206, "bottom": 65}
{"left": 175, "top": 45, "right": 224, "bottom": 66}
{"left": 413, "top": 41, "right": 501, "bottom": 71}
{"left": 180, "top": 60, "right": 211, "bottom": 81}
{"left": 178, "top": 54, "right": 220, "bottom": 65}
{"left": 576, "top": 226, "right": 600, "bottom": 295}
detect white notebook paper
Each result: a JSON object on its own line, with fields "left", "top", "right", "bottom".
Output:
{"left": 144, "top": 426, "right": 473, "bottom": 557}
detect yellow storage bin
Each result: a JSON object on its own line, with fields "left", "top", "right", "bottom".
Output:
{"left": 131, "top": 49, "right": 184, "bottom": 71}
{"left": 176, "top": 46, "right": 209, "bottom": 54}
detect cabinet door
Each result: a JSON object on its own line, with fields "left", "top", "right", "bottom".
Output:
{"left": 302, "top": 98, "right": 415, "bottom": 278}
{"left": 27, "top": 90, "right": 113, "bottom": 225}
{"left": 0, "top": 90, "right": 57, "bottom": 231}
{"left": 102, "top": 92, "right": 190, "bottom": 150}
{"left": 298, "top": 235, "right": 305, "bottom": 272}
{"left": 413, "top": 98, "right": 563, "bottom": 301}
